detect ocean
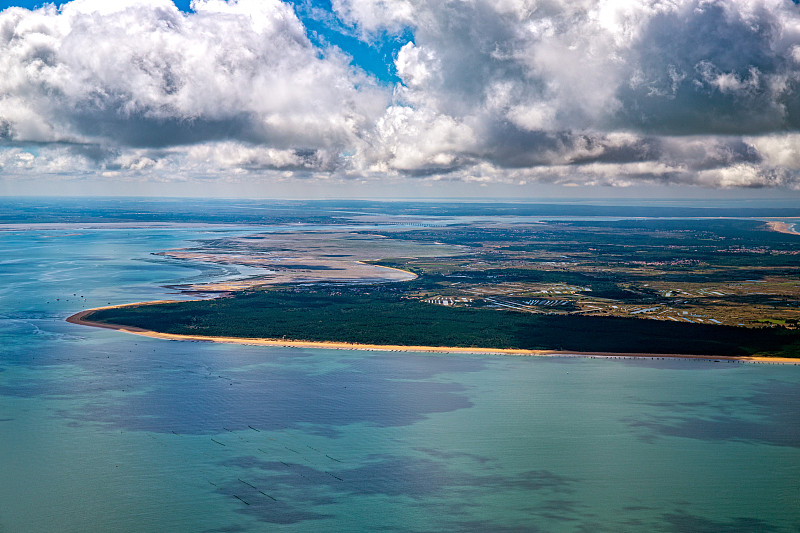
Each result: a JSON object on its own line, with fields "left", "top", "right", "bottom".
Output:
{"left": 1, "top": 202, "right": 798, "bottom": 532}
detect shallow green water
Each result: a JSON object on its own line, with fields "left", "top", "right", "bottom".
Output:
{"left": 1, "top": 224, "right": 798, "bottom": 532}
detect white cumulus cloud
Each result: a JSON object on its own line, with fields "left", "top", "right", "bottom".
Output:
{"left": 2, "top": 0, "right": 800, "bottom": 191}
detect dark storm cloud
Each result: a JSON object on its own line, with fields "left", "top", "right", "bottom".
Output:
{"left": 616, "top": 0, "right": 800, "bottom": 135}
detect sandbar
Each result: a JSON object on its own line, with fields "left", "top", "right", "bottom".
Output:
{"left": 66, "top": 304, "right": 800, "bottom": 365}
{"left": 767, "top": 221, "right": 800, "bottom": 236}
{"left": 158, "top": 254, "right": 417, "bottom": 292}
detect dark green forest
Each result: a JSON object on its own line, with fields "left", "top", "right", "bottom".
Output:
{"left": 86, "top": 288, "right": 800, "bottom": 357}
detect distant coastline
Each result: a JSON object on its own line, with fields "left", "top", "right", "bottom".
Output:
{"left": 67, "top": 305, "right": 800, "bottom": 365}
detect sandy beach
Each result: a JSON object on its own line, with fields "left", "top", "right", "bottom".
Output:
{"left": 767, "top": 221, "right": 800, "bottom": 235}
{"left": 67, "top": 305, "right": 800, "bottom": 365}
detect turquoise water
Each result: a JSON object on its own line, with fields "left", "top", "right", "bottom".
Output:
{"left": 1, "top": 225, "right": 799, "bottom": 532}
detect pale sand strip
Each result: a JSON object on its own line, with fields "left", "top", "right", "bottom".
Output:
{"left": 66, "top": 304, "right": 800, "bottom": 365}
{"left": 767, "top": 221, "right": 800, "bottom": 236}
{"left": 355, "top": 261, "right": 419, "bottom": 280}
{"left": 174, "top": 261, "right": 416, "bottom": 293}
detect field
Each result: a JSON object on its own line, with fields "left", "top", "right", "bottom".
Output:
{"left": 363, "top": 218, "right": 800, "bottom": 329}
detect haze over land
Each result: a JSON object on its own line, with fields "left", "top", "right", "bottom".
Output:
{"left": 1, "top": 0, "right": 800, "bottom": 200}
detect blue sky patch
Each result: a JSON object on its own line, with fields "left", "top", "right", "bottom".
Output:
{"left": 0, "top": 0, "right": 190, "bottom": 10}
{"left": 0, "top": 0, "right": 409, "bottom": 84}
{"left": 284, "top": 0, "right": 412, "bottom": 84}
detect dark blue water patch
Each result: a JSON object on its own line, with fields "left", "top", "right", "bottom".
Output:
{"left": 9, "top": 340, "right": 480, "bottom": 435}
{"left": 538, "top": 498, "right": 584, "bottom": 518}
{"left": 331, "top": 455, "right": 470, "bottom": 497}
{"left": 749, "top": 379, "right": 800, "bottom": 425}
{"left": 445, "top": 520, "right": 546, "bottom": 533}
{"left": 625, "top": 380, "right": 800, "bottom": 448}
{"left": 651, "top": 415, "right": 800, "bottom": 447}
{"left": 414, "top": 447, "right": 491, "bottom": 465}
{"left": 225, "top": 455, "right": 459, "bottom": 498}
{"left": 228, "top": 453, "right": 579, "bottom": 496}
{"left": 435, "top": 497, "right": 589, "bottom": 532}
{"left": 633, "top": 398, "right": 735, "bottom": 419}
{"left": 219, "top": 454, "right": 578, "bottom": 526}
{"left": 0, "top": 338, "right": 175, "bottom": 400}
{"left": 660, "top": 510, "right": 781, "bottom": 533}
{"left": 215, "top": 461, "right": 336, "bottom": 525}
{"left": 70, "top": 365, "right": 471, "bottom": 435}
{"left": 201, "top": 525, "right": 248, "bottom": 533}
{"left": 219, "top": 482, "right": 333, "bottom": 525}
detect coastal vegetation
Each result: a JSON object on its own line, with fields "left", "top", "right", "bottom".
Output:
{"left": 85, "top": 287, "right": 800, "bottom": 357}
{"left": 77, "top": 214, "right": 800, "bottom": 358}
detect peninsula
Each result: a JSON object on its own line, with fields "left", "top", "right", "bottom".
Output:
{"left": 67, "top": 215, "right": 800, "bottom": 362}
{"left": 67, "top": 287, "right": 800, "bottom": 363}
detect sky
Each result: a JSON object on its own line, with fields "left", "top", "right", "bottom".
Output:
{"left": 2, "top": 0, "right": 800, "bottom": 199}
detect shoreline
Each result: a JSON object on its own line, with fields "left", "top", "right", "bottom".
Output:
{"left": 66, "top": 305, "right": 800, "bottom": 365}
{"left": 767, "top": 220, "right": 800, "bottom": 235}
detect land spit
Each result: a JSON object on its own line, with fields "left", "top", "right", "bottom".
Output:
{"left": 67, "top": 304, "right": 800, "bottom": 365}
